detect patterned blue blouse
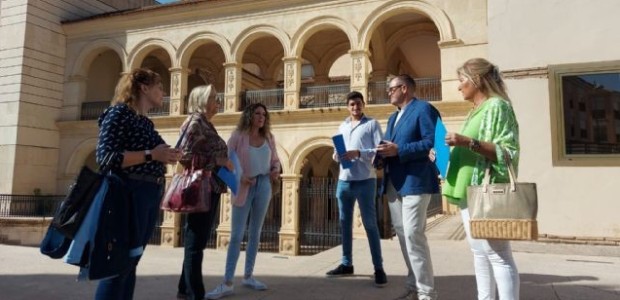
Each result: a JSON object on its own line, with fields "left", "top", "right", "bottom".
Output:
{"left": 96, "top": 103, "right": 166, "bottom": 177}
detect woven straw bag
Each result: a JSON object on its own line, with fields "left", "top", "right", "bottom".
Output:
{"left": 466, "top": 150, "right": 538, "bottom": 240}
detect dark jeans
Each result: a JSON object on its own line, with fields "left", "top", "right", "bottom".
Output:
{"left": 178, "top": 192, "right": 221, "bottom": 300}
{"left": 95, "top": 256, "right": 140, "bottom": 300}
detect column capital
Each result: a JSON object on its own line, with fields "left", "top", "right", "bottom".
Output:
{"left": 281, "top": 174, "right": 303, "bottom": 181}
{"left": 223, "top": 62, "right": 242, "bottom": 68}
{"left": 282, "top": 56, "right": 301, "bottom": 62}
{"left": 348, "top": 49, "right": 371, "bottom": 57}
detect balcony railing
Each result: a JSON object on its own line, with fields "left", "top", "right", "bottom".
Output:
{"left": 242, "top": 88, "right": 284, "bottom": 111}
{"left": 0, "top": 194, "right": 64, "bottom": 218}
{"left": 368, "top": 77, "right": 442, "bottom": 104}
{"left": 300, "top": 83, "right": 351, "bottom": 108}
{"left": 80, "top": 97, "right": 171, "bottom": 120}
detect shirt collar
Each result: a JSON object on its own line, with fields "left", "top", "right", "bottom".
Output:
{"left": 345, "top": 114, "right": 368, "bottom": 123}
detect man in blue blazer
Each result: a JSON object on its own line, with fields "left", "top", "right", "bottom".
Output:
{"left": 377, "top": 74, "right": 439, "bottom": 300}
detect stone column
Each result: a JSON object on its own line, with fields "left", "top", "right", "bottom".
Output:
{"left": 224, "top": 62, "right": 242, "bottom": 112}
{"left": 349, "top": 50, "right": 371, "bottom": 100}
{"left": 279, "top": 174, "right": 302, "bottom": 255}
{"left": 169, "top": 67, "right": 189, "bottom": 115}
{"left": 216, "top": 192, "right": 233, "bottom": 250}
{"left": 62, "top": 75, "right": 87, "bottom": 120}
{"left": 282, "top": 56, "right": 301, "bottom": 110}
{"left": 160, "top": 211, "right": 182, "bottom": 247}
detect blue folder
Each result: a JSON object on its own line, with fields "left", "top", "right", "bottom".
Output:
{"left": 332, "top": 134, "right": 352, "bottom": 169}
{"left": 434, "top": 119, "right": 450, "bottom": 179}
{"left": 216, "top": 151, "right": 242, "bottom": 195}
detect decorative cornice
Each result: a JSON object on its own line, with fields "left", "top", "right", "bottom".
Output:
{"left": 437, "top": 38, "right": 464, "bottom": 49}
{"left": 502, "top": 67, "right": 549, "bottom": 79}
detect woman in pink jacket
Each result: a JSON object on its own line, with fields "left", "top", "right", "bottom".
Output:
{"left": 206, "top": 103, "right": 281, "bottom": 299}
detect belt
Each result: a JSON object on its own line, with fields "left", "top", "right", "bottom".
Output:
{"left": 127, "top": 173, "right": 165, "bottom": 185}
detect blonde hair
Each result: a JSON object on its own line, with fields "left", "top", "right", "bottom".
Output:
{"left": 457, "top": 58, "right": 510, "bottom": 102}
{"left": 236, "top": 103, "right": 272, "bottom": 138}
{"left": 187, "top": 85, "right": 217, "bottom": 114}
{"left": 112, "top": 68, "right": 161, "bottom": 109}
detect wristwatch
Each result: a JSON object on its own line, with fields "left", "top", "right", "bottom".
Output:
{"left": 145, "top": 149, "right": 153, "bottom": 162}
{"left": 468, "top": 139, "right": 481, "bottom": 151}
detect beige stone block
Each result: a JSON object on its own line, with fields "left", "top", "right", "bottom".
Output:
{"left": 22, "top": 57, "right": 65, "bottom": 78}
{"left": 0, "top": 56, "right": 24, "bottom": 68}
{"left": 16, "top": 126, "right": 60, "bottom": 148}
{"left": 23, "top": 48, "right": 65, "bottom": 67}
{"left": 0, "top": 101, "right": 19, "bottom": 127}
{"left": 25, "top": 25, "right": 66, "bottom": 57}
{"left": 0, "top": 126, "right": 17, "bottom": 144}
{"left": 12, "top": 161, "right": 59, "bottom": 195}
{"left": 22, "top": 66, "right": 64, "bottom": 85}
{"left": 0, "top": 66, "right": 23, "bottom": 79}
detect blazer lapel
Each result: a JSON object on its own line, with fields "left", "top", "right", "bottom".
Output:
{"left": 391, "top": 99, "right": 417, "bottom": 141}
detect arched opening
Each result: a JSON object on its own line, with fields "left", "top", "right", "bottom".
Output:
{"left": 240, "top": 35, "right": 285, "bottom": 110}
{"left": 367, "top": 13, "right": 442, "bottom": 103}
{"left": 298, "top": 146, "right": 340, "bottom": 255}
{"left": 139, "top": 48, "right": 172, "bottom": 116}
{"left": 81, "top": 49, "right": 122, "bottom": 120}
{"left": 185, "top": 42, "right": 226, "bottom": 113}
{"left": 299, "top": 28, "right": 352, "bottom": 108}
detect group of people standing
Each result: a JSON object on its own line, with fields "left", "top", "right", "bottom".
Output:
{"left": 94, "top": 57, "right": 520, "bottom": 300}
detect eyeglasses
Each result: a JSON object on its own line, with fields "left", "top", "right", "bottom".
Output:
{"left": 386, "top": 85, "right": 404, "bottom": 94}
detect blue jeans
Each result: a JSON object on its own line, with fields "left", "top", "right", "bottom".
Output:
{"left": 178, "top": 192, "right": 222, "bottom": 300}
{"left": 336, "top": 178, "right": 383, "bottom": 270}
{"left": 95, "top": 177, "right": 163, "bottom": 300}
{"left": 224, "top": 174, "right": 271, "bottom": 283}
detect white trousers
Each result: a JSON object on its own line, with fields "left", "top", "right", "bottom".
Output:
{"left": 386, "top": 181, "right": 436, "bottom": 299}
{"left": 460, "top": 202, "right": 520, "bottom": 300}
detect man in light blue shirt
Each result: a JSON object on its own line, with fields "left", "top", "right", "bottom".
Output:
{"left": 326, "top": 91, "right": 387, "bottom": 287}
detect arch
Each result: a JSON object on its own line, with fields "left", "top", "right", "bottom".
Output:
{"left": 289, "top": 137, "right": 334, "bottom": 175}
{"left": 291, "top": 16, "right": 357, "bottom": 57}
{"left": 358, "top": 0, "right": 457, "bottom": 49}
{"left": 70, "top": 39, "right": 127, "bottom": 77}
{"left": 65, "top": 138, "right": 98, "bottom": 175}
{"left": 177, "top": 31, "right": 232, "bottom": 68}
{"left": 128, "top": 38, "right": 177, "bottom": 70}
{"left": 231, "top": 25, "right": 291, "bottom": 62}
{"left": 385, "top": 23, "right": 440, "bottom": 57}
{"left": 275, "top": 143, "right": 291, "bottom": 174}
{"left": 315, "top": 42, "right": 353, "bottom": 77}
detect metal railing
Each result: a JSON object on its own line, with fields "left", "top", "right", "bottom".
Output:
{"left": 300, "top": 83, "right": 351, "bottom": 108}
{"left": 146, "top": 97, "right": 170, "bottom": 117}
{"left": 566, "top": 142, "right": 620, "bottom": 154}
{"left": 368, "top": 77, "right": 442, "bottom": 104}
{"left": 81, "top": 101, "right": 110, "bottom": 120}
{"left": 241, "top": 89, "right": 284, "bottom": 111}
{"left": 0, "top": 195, "right": 64, "bottom": 218}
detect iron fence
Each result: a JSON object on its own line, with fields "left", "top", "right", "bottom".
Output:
{"left": 0, "top": 195, "right": 64, "bottom": 218}
{"left": 368, "top": 77, "right": 442, "bottom": 103}
{"left": 300, "top": 83, "right": 351, "bottom": 108}
{"left": 81, "top": 101, "right": 109, "bottom": 120}
{"left": 242, "top": 89, "right": 284, "bottom": 111}
{"left": 299, "top": 177, "right": 341, "bottom": 255}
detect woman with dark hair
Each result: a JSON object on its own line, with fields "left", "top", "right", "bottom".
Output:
{"left": 95, "top": 68, "right": 181, "bottom": 299}
{"left": 443, "top": 58, "right": 521, "bottom": 300}
{"left": 206, "top": 103, "right": 281, "bottom": 299}
{"left": 176, "top": 85, "right": 233, "bottom": 300}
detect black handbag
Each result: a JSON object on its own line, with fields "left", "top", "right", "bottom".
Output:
{"left": 50, "top": 153, "right": 115, "bottom": 239}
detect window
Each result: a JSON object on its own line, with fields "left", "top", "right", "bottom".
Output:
{"left": 549, "top": 61, "right": 620, "bottom": 165}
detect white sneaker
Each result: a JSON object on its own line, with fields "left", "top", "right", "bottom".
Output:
{"left": 205, "top": 283, "right": 234, "bottom": 299}
{"left": 242, "top": 276, "right": 268, "bottom": 290}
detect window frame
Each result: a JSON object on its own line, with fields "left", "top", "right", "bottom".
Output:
{"left": 548, "top": 60, "right": 620, "bottom": 166}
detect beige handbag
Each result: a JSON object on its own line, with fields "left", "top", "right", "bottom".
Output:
{"left": 467, "top": 150, "right": 538, "bottom": 240}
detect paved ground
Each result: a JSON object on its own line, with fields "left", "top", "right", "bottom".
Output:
{"left": 1, "top": 215, "right": 619, "bottom": 300}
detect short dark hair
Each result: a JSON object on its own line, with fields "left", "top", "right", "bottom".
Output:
{"left": 393, "top": 74, "right": 416, "bottom": 91}
{"left": 346, "top": 91, "right": 364, "bottom": 104}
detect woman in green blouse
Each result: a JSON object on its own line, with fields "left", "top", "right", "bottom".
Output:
{"left": 442, "top": 58, "right": 520, "bottom": 300}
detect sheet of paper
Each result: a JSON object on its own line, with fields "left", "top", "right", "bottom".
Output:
{"left": 434, "top": 118, "right": 450, "bottom": 179}
{"left": 216, "top": 151, "right": 242, "bottom": 195}
{"left": 332, "top": 134, "right": 352, "bottom": 169}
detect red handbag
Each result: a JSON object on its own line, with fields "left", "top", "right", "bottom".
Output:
{"left": 161, "top": 157, "right": 211, "bottom": 213}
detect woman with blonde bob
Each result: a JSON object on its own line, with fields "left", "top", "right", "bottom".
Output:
{"left": 206, "top": 103, "right": 281, "bottom": 299}
{"left": 95, "top": 68, "right": 181, "bottom": 299}
{"left": 442, "top": 58, "right": 520, "bottom": 300}
{"left": 176, "top": 85, "right": 233, "bottom": 300}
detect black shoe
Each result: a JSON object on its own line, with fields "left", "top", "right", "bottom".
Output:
{"left": 326, "top": 264, "right": 354, "bottom": 277}
{"left": 374, "top": 268, "right": 388, "bottom": 287}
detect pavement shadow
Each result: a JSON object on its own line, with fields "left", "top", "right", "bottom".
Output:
{"left": 0, "top": 273, "right": 618, "bottom": 300}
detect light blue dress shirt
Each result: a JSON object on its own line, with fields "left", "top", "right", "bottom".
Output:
{"left": 334, "top": 114, "right": 383, "bottom": 181}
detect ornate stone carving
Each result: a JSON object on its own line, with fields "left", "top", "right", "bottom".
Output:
{"left": 172, "top": 73, "right": 180, "bottom": 97}
{"left": 286, "top": 63, "right": 294, "bottom": 88}
{"left": 354, "top": 57, "right": 362, "bottom": 83}
{"left": 227, "top": 68, "right": 235, "bottom": 92}
{"left": 163, "top": 232, "right": 173, "bottom": 244}
{"left": 173, "top": 102, "right": 179, "bottom": 113}
{"left": 286, "top": 182, "right": 293, "bottom": 224}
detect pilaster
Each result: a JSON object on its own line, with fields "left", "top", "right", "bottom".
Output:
{"left": 279, "top": 174, "right": 302, "bottom": 255}
{"left": 283, "top": 57, "right": 302, "bottom": 110}
{"left": 160, "top": 211, "right": 182, "bottom": 247}
{"left": 169, "top": 67, "right": 189, "bottom": 115}
{"left": 216, "top": 192, "right": 233, "bottom": 250}
{"left": 349, "top": 50, "right": 371, "bottom": 100}
{"left": 224, "top": 62, "right": 242, "bottom": 112}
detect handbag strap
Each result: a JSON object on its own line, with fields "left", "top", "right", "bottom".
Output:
{"left": 482, "top": 148, "right": 518, "bottom": 192}
{"left": 175, "top": 114, "right": 195, "bottom": 149}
